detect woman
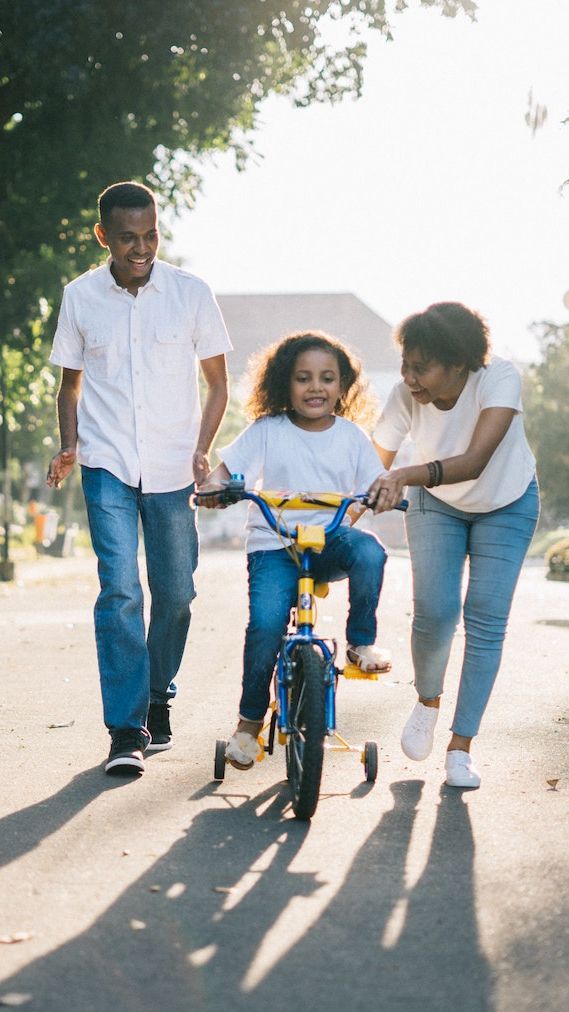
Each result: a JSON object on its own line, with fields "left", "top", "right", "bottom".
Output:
{"left": 369, "top": 302, "right": 539, "bottom": 788}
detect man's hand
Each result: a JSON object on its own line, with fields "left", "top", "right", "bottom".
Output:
{"left": 47, "top": 448, "right": 76, "bottom": 489}
{"left": 192, "top": 449, "right": 210, "bottom": 486}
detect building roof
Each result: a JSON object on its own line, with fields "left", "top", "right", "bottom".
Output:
{"left": 217, "top": 292, "right": 398, "bottom": 376}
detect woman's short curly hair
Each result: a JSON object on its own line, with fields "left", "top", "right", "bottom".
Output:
{"left": 394, "top": 302, "right": 491, "bottom": 372}
{"left": 245, "top": 330, "right": 377, "bottom": 429}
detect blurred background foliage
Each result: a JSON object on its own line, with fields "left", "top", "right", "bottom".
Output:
{"left": 523, "top": 322, "right": 569, "bottom": 525}
{"left": 1, "top": 0, "right": 567, "bottom": 538}
{"left": 0, "top": 0, "right": 475, "bottom": 492}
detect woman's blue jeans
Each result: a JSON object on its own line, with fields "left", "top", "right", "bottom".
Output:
{"left": 240, "top": 527, "right": 387, "bottom": 721}
{"left": 81, "top": 467, "right": 198, "bottom": 733}
{"left": 405, "top": 478, "right": 539, "bottom": 737}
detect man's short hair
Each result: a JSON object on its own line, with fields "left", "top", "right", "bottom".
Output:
{"left": 98, "top": 181, "right": 156, "bottom": 226}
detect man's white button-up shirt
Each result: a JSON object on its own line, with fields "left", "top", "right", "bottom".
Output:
{"left": 49, "top": 259, "right": 232, "bottom": 493}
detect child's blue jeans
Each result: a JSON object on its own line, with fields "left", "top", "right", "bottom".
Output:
{"left": 240, "top": 526, "right": 387, "bottom": 721}
{"left": 405, "top": 478, "right": 539, "bottom": 737}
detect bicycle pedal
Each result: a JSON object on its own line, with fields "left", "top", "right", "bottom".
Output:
{"left": 342, "top": 663, "right": 380, "bottom": 681}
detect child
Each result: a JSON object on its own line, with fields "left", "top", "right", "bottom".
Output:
{"left": 201, "top": 331, "right": 392, "bottom": 770}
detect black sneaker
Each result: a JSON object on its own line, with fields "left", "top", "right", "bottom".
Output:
{"left": 105, "top": 730, "right": 147, "bottom": 775}
{"left": 146, "top": 703, "right": 173, "bottom": 752}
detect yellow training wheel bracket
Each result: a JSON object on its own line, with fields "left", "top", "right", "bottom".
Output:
{"left": 256, "top": 734, "right": 266, "bottom": 762}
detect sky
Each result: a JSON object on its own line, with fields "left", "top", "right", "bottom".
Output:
{"left": 168, "top": 0, "right": 569, "bottom": 364}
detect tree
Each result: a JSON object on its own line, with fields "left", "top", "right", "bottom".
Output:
{"left": 523, "top": 322, "right": 569, "bottom": 523}
{"left": 0, "top": 0, "right": 477, "bottom": 468}
{"left": 0, "top": 0, "right": 477, "bottom": 347}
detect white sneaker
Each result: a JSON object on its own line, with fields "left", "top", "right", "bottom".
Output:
{"left": 401, "top": 701, "right": 439, "bottom": 760}
{"left": 346, "top": 643, "right": 391, "bottom": 672}
{"left": 445, "top": 750, "right": 481, "bottom": 788}
{"left": 225, "top": 731, "right": 260, "bottom": 769}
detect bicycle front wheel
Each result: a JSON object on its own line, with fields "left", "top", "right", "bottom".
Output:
{"left": 286, "top": 644, "right": 326, "bottom": 821}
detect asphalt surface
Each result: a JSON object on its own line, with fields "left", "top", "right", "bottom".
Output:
{"left": 0, "top": 548, "right": 567, "bottom": 1011}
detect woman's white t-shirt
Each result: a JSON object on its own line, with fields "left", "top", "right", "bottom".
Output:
{"left": 219, "top": 414, "right": 386, "bottom": 552}
{"left": 374, "top": 357, "right": 535, "bottom": 513}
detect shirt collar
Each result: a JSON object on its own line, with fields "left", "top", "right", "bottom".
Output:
{"left": 102, "top": 256, "right": 164, "bottom": 293}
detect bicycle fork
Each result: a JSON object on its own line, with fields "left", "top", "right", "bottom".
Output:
{"left": 276, "top": 548, "right": 337, "bottom": 736}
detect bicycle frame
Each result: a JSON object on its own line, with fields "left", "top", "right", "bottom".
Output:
{"left": 195, "top": 478, "right": 407, "bottom": 740}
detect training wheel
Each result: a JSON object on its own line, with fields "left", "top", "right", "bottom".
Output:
{"left": 214, "top": 739, "right": 227, "bottom": 781}
{"left": 363, "top": 741, "right": 378, "bottom": 783}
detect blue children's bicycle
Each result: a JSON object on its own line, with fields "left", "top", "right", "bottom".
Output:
{"left": 195, "top": 476, "right": 407, "bottom": 821}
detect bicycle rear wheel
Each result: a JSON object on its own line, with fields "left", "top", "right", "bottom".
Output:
{"left": 286, "top": 644, "right": 326, "bottom": 820}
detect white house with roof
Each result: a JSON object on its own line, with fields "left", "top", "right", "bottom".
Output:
{"left": 217, "top": 292, "right": 401, "bottom": 406}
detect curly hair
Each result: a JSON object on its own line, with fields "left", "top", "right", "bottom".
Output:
{"left": 394, "top": 302, "right": 491, "bottom": 372}
{"left": 244, "top": 331, "right": 378, "bottom": 429}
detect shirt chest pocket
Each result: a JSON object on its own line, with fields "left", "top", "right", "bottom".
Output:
{"left": 83, "top": 330, "right": 115, "bottom": 382}
{"left": 152, "top": 326, "right": 193, "bottom": 375}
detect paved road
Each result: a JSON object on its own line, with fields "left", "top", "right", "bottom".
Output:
{"left": 0, "top": 549, "right": 567, "bottom": 1011}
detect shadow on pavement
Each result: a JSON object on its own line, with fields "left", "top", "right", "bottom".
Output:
{"left": 0, "top": 766, "right": 132, "bottom": 870}
{"left": 0, "top": 780, "right": 495, "bottom": 1011}
{"left": 249, "top": 780, "right": 495, "bottom": 1011}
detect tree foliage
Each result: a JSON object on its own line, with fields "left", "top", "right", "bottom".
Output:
{"left": 523, "top": 322, "right": 569, "bottom": 523}
{"left": 0, "top": 0, "right": 477, "bottom": 446}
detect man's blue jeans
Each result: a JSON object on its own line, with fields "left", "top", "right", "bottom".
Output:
{"left": 240, "top": 527, "right": 387, "bottom": 721}
{"left": 405, "top": 478, "right": 540, "bottom": 737}
{"left": 81, "top": 467, "right": 198, "bottom": 733}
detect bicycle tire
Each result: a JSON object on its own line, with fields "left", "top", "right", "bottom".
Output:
{"left": 214, "top": 739, "right": 227, "bottom": 781}
{"left": 364, "top": 741, "right": 378, "bottom": 783}
{"left": 286, "top": 644, "right": 326, "bottom": 820}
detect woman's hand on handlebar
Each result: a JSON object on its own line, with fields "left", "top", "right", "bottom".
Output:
{"left": 367, "top": 470, "right": 408, "bottom": 513}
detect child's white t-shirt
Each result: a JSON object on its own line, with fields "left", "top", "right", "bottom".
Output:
{"left": 218, "top": 414, "right": 386, "bottom": 552}
{"left": 374, "top": 356, "right": 535, "bottom": 512}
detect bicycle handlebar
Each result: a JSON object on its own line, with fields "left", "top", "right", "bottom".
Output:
{"left": 194, "top": 475, "right": 408, "bottom": 540}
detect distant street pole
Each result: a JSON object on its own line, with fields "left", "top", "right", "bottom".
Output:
{"left": 0, "top": 344, "right": 15, "bottom": 581}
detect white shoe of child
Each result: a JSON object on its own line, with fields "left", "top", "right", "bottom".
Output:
{"left": 225, "top": 718, "right": 263, "bottom": 770}
{"left": 346, "top": 643, "right": 392, "bottom": 672}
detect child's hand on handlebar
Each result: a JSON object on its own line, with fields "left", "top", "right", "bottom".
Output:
{"left": 191, "top": 462, "right": 233, "bottom": 508}
{"left": 194, "top": 482, "right": 228, "bottom": 509}
{"left": 367, "top": 471, "right": 408, "bottom": 513}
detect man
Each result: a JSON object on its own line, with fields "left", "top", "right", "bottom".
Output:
{"left": 47, "top": 180, "right": 232, "bottom": 775}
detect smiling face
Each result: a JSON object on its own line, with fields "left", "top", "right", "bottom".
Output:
{"left": 94, "top": 204, "right": 159, "bottom": 292}
{"left": 401, "top": 347, "right": 468, "bottom": 409}
{"left": 289, "top": 348, "right": 342, "bottom": 430}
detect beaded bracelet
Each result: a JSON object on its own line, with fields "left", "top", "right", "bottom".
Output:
{"left": 426, "top": 460, "right": 444, "bottom": 487}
